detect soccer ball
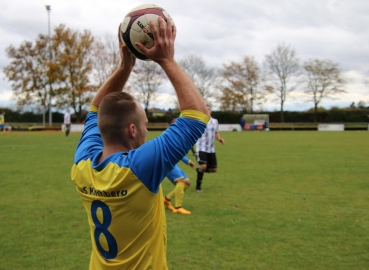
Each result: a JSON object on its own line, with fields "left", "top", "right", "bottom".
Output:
{"left": 120, "top": 4, "right": 175, "bottom": 60}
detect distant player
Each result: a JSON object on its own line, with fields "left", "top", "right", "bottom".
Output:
{"left": 164, "top": 156, "right": 195, "bottom": 215}
{"left": 240, "top": 116, "right": 245, "bottom": 130}
{"left": 195, "top": 105, "right": 225, "bottom": 192}
{"left": 64, "top": 109, "right": 71, "bottom": 136}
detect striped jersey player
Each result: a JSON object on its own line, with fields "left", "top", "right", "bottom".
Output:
{"left": 195, "top": 105, "right": 225, "bottom": 192}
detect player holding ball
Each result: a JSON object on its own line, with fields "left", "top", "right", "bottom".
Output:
{"left": 71, "top": 7, "right": 210, "bottom": 270}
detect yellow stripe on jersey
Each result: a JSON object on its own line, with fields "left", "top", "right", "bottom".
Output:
{"left": 181, "top": 109, "right": 210, "bottom": 124}
{"left": 71, "top": 159, "right": 167, "bottom": 269}
{"left": 90, "top": 104, "right": 98, "bottom": 113}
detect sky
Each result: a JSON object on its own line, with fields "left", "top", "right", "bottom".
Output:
{"left": 0, "top": 0, "right": 368, "bottom": 112}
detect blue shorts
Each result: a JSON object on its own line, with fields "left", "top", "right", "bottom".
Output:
{"left": 167, "top": 164, "right": 188, "bottom": 184}
{"left": 0, "top": 124, "right": 4, "bottom": 129}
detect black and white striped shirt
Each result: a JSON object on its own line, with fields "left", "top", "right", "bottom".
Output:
{"left": 195, "top": 117, "right": 219, "bottom": 153}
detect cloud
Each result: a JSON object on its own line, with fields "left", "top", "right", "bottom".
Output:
{"left": 1, "top": 0, "right": 369, "bottom": 111}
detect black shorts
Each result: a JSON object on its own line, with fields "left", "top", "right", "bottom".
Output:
{"left": 197, "top": 151, "right": 217, "bottom": 169}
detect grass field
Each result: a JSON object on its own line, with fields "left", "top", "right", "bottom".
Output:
{"left": 0, "top": 130, "right": 368, "bottom": 270}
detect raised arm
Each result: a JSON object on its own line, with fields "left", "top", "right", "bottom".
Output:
{"left": 91, "top": 25, "right": 136, "bottom": 107}
{"left": 135, "top": 17, "right": 209, "bottom": 116}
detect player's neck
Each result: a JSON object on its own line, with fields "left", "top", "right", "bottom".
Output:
{"left": 99, "top": 145, "right": 131, "bottom": 163}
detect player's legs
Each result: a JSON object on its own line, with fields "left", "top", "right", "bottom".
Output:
{"left": 196, "top": 151, "right": 208, "bottom": 192}
{"left": 173, "top": 167, "right": 191, "bottom": 214}
{"left": 164, "top": 190, "right": 175, "bottom": 211}
{"left": 175, "top": 179, "right": 190, "bottom": 207}
{"left": 171, "top": 181, "right": 190, "bottom": 214}
{"left": 66, "top": 124, "right": 71, "bottom": 136}
{"left": 206, "top": 153, "right": 218, "bottom": 172}
{"left": 165, "top": 166, "right": 191, "bottom": 214}
{"left": 164, "top": 168, "right": 178, "bottom": 210}
{"left": 174, "top": 182, "right": 185, "bottom": 207}
{"left": 196, "top": 152, "right": 218, "bottom": 192}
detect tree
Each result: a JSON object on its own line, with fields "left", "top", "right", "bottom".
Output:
{"left": 92, "top": 33, "right": 120, "bottom": 87}
{"left": 303, "top": 59, "right": 346, "bottom": 122}
{"left": 52, "top": 24, "right": 95, "bottom": 122}
{"left": 3, "top": 34, "right": 53, "bottom": 126}
{"left": 179, "top": 55, "right": 217, "bottom": 104}
{"left": 130, "top": 61, "right": 165, "bottom": 114}
{"left": 217, "top": 87, "right": 240, "bottom": 112}
{"left": 4, "top": 24, "right": 101, "bottom": 123}
{"left": 91, "top": 33, "right": 131, "bottom": 94}
{"left": 264, "top": 43, "right": 300, "bottom": 122}
{"left": 357, "top": 100, "right": 367, "bottom": 109}
{"left": 219, "top": 56, "right": 272, "bottom": 112}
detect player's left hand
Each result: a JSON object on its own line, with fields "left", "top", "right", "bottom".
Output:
{"left": 219, "top": 138, "right": 225, "bottom": 145}
{"left": 188, "top": 160, "right": 195, "bottom": 169}
{"left": 118, "top": 24, "right": 136, "bottom": 69}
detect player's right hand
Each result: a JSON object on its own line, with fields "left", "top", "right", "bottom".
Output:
{"left": 135, "top": 17, "right": 176, "bottom": 65}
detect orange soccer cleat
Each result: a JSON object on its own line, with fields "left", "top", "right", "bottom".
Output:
{"left": 172, "top": 207, "right": 191, "bottom": 215}
{"left": 164, "top": 197, "right": 175, "bottom": 211}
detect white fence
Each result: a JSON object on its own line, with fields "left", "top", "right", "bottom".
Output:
{"left": 62, "top": 124, "right": 85, "bottom": 132}
{"left": 218, "top": 124, "right": 242, "bottom": 132}
{"left": 318, "top": 124, "right": 345, "bottom": 131}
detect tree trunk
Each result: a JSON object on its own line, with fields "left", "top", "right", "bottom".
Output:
{"left": 280, "top": 101, "right": 285, "bottom": 122}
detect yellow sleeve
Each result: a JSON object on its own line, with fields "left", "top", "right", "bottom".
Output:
{"left": 90, "top": 105, "right": 98, "bottom": 113}
{"left": 180, "top": 110, "right": 210, "bottom": 124}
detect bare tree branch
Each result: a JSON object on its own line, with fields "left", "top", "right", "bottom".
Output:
{"left": 130, "top": 61, "right": 165, "bottom": 114}
{"left": 179, "top": 54, "right": 217, "bottom": 105}
{"left": 303, "top": 59, "right": 346, "bottom": 122}
{"left": 264, "top": 43, "right": 300, "bottom": 122}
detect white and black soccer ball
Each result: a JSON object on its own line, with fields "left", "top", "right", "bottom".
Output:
{"left": 120, "top": 4, "right": 175, "bottom": 60}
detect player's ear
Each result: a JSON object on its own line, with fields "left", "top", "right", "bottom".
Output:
{"left": 128, "top": 124, "right": 136, "bottom": 138}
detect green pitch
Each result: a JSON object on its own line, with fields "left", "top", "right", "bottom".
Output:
{"left": 0, "top": 131, "right": 368, "bottom": 269}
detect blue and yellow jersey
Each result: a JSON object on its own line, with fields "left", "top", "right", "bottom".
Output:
{"left": 71, "top": 105, "right": 209, "bottom": 269}
{"left": 181, "top": 156, "right": 190, "bottom": 165}
{"left": 166, "top": 156, "right": 191, "bottom": 183}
